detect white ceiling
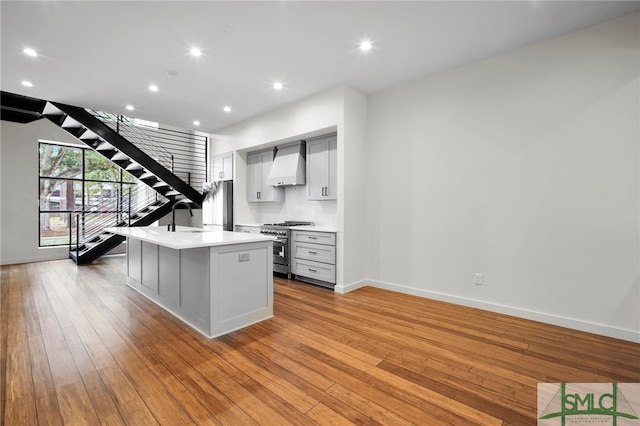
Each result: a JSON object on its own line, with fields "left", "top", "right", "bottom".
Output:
{"left": 2, "top": 1, "right": 638, "bottom": 133}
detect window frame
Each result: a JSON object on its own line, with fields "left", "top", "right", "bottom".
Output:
{"left": 38, "top": 141, "right": 135, "bottom": 248}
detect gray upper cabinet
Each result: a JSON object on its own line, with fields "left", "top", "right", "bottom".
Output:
{"left": 306, "top": 134, "right": 337, "bottom": 200}
{"left": 247, "top": 149, "right": 283, "bottom": 203}
{"left": 212, "top": 152, "right": 233, "bottom": 181}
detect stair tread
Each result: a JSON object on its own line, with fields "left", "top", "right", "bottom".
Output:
{"left": 80, "top": 129, "right": 99, "bottom": 140}
{"left": 112, "top": 152, "right": 130, "bottom": 161}
{"left": 139, "top": 172, "right": 155, "bottom": 179}
{"left": 96, "top": 141, "right": 115, "bottom": 151}
{"left": 125, "top": 163, "right": 142, "bottom": 170}
{"left": 42, "top": 102, "right": 63, "bottom": 116}
{"left": 61, "top": 116, "right": 82, "bottom": 128}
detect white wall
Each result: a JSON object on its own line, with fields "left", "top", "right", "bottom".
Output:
{"left": 365, "top": 12, "right": 639, "bottom": 342}
{"left": 211, "top": 85, "right": 369, "bottom": 289}
{"left": 339, "top": 86, "right": 369, "bottom": 290}
{"left": 1, "top": 119, "right": 87, "bottom": 264}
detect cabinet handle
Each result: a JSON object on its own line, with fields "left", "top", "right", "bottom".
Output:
{"left": 257, "top": 191, "right": 261, "bottom": 199}
{"left": 308, "top": 236, "right": 317, "bottom": 240}
{"left": 308, "top": 251, "right": 317, "bottom": 254}
{"left": 308, "top": 268, "right": 317, "bottom": 273}
{"left": 219, "top": 171, "right": 223, "bottom": 179}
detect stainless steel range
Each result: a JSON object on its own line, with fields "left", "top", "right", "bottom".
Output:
{"left": 260, "top": 221, "right": 313, "bottom": 278}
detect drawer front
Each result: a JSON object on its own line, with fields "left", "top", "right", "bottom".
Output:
{"left": 292, "top": 230, "right": 336, "bottom": 246}
{"left": 292, "top": 242, "right": 335, "bottom": 264}
{"left": 292, "top": 259, "right": 336, "bottom": 284}
{"left": 235, "top": 225, "right": 259, "bottom": 234}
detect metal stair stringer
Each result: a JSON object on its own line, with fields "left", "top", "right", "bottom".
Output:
{"left": 41, "top": 101, "right": 203, "bottom": 206}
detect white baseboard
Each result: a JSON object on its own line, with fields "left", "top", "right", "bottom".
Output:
{"left": 1, "top": 252, "right": 69, "bottom": 265}
{"left": 1, "top": 242, "right": 126, "bottom": 266}
{"left": 334, "top": 279, "right": 368, "bottom": 294}
{"left": 357, "top": 279, "right": 640, "bottom": 344}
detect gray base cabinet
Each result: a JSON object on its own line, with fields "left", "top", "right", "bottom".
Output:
{"left": 125, "top": 238, "right": 273, "bottom": 338}
{"left": 291, "top": 230, "right": 336, "bottom": 287}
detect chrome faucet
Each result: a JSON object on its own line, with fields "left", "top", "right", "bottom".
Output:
{"left": 169, "top": 199, "right": 193, "bottom": 231}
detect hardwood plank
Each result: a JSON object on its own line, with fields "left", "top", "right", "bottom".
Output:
{"left": 305, "top": 402, "right": 357, "bottom": 426}
{"left": 28, "top": 267, "right": 82, "bottom": 389}
{"left": 378, "top": 359, "right": 532, "bottom": 425}
{"left": 35, "top": 263, "right": 123, "bottom": 423}
{"left": 242, "top": 378, "right": 319, "bottom": 426}
{"left": 218, "top": 334, "right": 320, "bottom": 413}
{"left": 2, "top": 257, "right": 639, "bottom": 426}
{"left": 211, "top": 374, "right": 292, "bottom": 424}
{"left": 71, "top": 265, "right": 233, "bottom": 425}
{"left": 98, "top": 363, "right": 158, "bottom": 425}
{"left": 0, "top": 266, "right": 9, "bottom": 423}
{"left": 2, "top": 265, "right": 38, "bottom": 425}
{"left": 23, "top": 281, "right": 63, "bottom": 426}
{"left": 325, "top": 383, "right": 415, "bottom": 426}
{"left": 56, "top": 381, "right": 101, "bottom": 425}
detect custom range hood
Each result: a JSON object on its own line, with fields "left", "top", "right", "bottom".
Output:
{"left": 266, "top": 141, "right": 306, "bottom": 186}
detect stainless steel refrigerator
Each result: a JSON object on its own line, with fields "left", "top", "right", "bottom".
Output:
{"left": 202, "top": 181, "right": 233, "bottom": 231}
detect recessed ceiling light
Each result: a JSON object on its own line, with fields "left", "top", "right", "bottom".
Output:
{"left": 193, "top": 120, "right": 200, "bottom": 126}
{"left": 23, "top": 48, "right": 38, "bottom": 57}
{"left": 273, "top": 82, "right": 283, "bottom": 90}
{"left": 21, "top": 80, "right": 33, "bottom": 87}
{"left": 223, "top": 106, "right": 232, "bottom": 113}
{"left": 126, "top": 105, "right": 135, "bottom": 111}
{"left": 190, "top": 48, "right": 202, "bottom": 57}
{"left": 359, "top": 41, "right": 372, "bottom": 52}
{"left": 149, "top": 84, "right": 158, "bottom": 92}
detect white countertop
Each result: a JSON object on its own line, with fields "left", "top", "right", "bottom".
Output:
{"left": 106, "top": 226, "right": 274, "bottom": 250}
{"left": 235, "top": 223, "right": 336, "bottom": 232}
{"left": 293, "top": 225, "right": 337, "bottom": 233}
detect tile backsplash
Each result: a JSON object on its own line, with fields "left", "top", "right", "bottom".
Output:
{"left": 252, "top": 185, "right": 337, "bottom": 227}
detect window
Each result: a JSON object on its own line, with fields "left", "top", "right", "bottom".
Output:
{"left": 38, "top": 142, "right": 136, "bottom": 247}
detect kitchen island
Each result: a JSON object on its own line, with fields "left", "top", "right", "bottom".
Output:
{"left": 106, "top": 226, "right": 274, "bottom": 338}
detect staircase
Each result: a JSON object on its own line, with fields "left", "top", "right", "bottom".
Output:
{"left": 1, "top": 91, "right": 205, "bottom": 265}
{"left": 68, "top": 185, "right": 173, "bottom": 264}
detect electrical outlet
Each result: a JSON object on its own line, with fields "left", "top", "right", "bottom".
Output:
{"left": 474, "top": 273, "right": 483, "bottom": 285}
{"left": 238, "top": 253, "right": 251, "bottom": 262}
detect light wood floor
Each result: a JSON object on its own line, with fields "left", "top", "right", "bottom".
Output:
{"left": 1, "top": 256, "right": 638, "bottom": 425}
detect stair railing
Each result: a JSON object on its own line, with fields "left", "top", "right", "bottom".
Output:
{"left": 70, "top": 182, "right": 167, "bottom": 254}
{"left": 86, "top": 110, "right": 207, "bottom": 191}
{"left": 87, "top": 110, "right": 174, "bottom": 169}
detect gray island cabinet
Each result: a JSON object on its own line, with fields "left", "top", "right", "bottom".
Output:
{"left": 106, "top": 226, "right": 274, "bottom": 338}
